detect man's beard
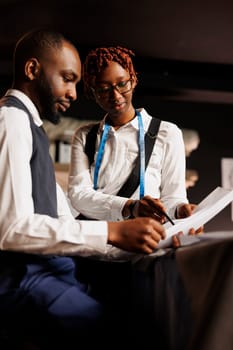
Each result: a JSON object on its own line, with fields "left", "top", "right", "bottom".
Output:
{"left": 37, "top": 74, "right": 62, "bottom": 125}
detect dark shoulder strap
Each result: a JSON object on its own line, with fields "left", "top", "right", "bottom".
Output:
{"left": 145, "top": 117, "right": 161, "bottom": 167}
{"left": 117, "top": 117, "right": 161, "bottom": 197}
{"left": 84, "top": 123, "right": 100, "bottom": 165}
{"left": 84, "top": 117, "right": 161, "bottom": 198}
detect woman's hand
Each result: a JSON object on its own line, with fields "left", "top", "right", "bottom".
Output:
{"left": 132, "top": 196, "right": 167, "bottom": 224}
{"left": 176, "top": 203, "right": 204, "bottom": 234}
{"left": 172, "top": 227, "right": 203, "bottom": 248}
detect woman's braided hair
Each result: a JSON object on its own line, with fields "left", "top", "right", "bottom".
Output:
{"left": 82, "top": 46, "right": 138, "bottom": 98}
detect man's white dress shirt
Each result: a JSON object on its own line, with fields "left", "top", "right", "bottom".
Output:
{"left": 0, "top": 89, "right": 108, "bottom": 256}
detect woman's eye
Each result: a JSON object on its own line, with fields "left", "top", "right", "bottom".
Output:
{"left": 117, "top": 81, "right": 127, "bottom": 88}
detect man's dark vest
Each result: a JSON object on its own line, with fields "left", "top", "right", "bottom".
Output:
{"left": 0, "top": 95, "right": 58, "bottom": 218}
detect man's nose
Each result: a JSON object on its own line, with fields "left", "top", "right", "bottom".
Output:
{"left": 67, "top": 85, "right": 77, "bottom": 101}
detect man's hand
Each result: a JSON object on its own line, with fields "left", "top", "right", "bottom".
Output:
{"left": 108, "top": 217, "right": 166, "bottom": 254}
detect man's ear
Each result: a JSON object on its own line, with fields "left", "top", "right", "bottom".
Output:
{"left": 25, "top": 58, "right": 40, "bottom": 80}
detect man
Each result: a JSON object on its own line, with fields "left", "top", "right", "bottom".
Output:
{"left": 0, "top": 29, "right": 165, "bottom": 347}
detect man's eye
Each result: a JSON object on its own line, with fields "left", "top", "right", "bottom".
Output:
{"left": 63, "top": 77, "right": 72, "bottom": 83}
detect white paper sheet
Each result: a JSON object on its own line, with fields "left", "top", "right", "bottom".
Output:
{"left": 158, "top": 186, "right": 233, "bottom": 249}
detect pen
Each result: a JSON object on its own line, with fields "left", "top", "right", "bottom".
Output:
{"left": 154, "top": 207, "right": 175, "bottom": 226}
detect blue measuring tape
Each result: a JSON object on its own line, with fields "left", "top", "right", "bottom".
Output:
{"left": 93, "top": 122, "right": 111, "bottom": 190}
{"left": 93, "top": 110, "right": 145, "bottom": 199}
{"left": 136, "top": 109, "right": 145, "bottom": 199}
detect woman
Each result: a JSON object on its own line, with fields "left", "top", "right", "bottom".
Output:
{"left": 67, "top": 46, "right": 205, "bottom": 349}
{"left": 68, "top": 46, "right": 196, "bottom": 224}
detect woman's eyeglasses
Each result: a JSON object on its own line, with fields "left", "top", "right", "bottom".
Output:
{"left": 92, "top": 79, "right": 132, "bottom": 98}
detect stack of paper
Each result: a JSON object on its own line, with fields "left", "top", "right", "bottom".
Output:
{"left": 158, "top": 186, "right": 233, "bottom": 249}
